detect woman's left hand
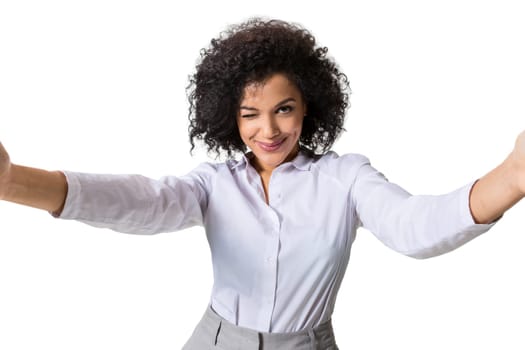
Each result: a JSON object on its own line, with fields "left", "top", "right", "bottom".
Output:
{"left": 508, "top": 130, "right": 525, "bottom": 196}
{"left": 469, "top": 130, "right": 525, "bottom": 224}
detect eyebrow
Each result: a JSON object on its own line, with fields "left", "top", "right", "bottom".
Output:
{"left": 240, "top": 97, "right": 296, "bottom": 111}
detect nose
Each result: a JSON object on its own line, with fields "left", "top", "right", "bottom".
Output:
{"left": 261, "top": 115, "right": 280, "bottom": 139}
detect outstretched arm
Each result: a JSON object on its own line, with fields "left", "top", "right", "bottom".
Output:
{"left": 352, "top": 131, "right": 525, "bottom": 259}
{"left": 469, "top": 130, "right": 525, "bottom": 224}
{"left": 0, "top": 142, "right": 67, "bottom": 214}
{"left": 0, "top": 141, "right": 213, "bottom": 235}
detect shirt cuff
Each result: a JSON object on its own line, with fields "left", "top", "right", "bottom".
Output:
{"left": 459, "top": 179, "right": 500, "bottom": 230}
{"left": 50, "top": 170, "right": 81, "bottom": 219}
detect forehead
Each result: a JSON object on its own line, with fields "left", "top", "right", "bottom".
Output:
{"left": 241, "top": 73, "right": 302, "bottom": 104}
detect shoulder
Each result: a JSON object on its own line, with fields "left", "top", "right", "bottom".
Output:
{"left": 305, "top": 151, "right": 372, "bottom": 190}
{"left": 312, "top": 151, "right": 370, "bottom": 177}
{"left": 180, "top": 160, "right": 223, "bottom": 182}
{"left": 180, "top": 156, "right": 247, "bottom": 186}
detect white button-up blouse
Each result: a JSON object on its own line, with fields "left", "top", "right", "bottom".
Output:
{"left": 57, "top": 150, "right": 495, "bottom": 333}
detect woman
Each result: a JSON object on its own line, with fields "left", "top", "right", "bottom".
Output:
{"left": 0, "top": 18, "right": 524, "bottom": 350}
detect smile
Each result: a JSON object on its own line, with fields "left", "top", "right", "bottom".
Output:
{"left": 256, "top": 139, "right": 286, "bottom": 152}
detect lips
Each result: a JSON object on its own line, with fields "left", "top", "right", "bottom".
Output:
{"left": 256, "top": 138, "right": 286, "bottom": 152}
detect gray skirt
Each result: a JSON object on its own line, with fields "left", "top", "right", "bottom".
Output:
{"left": 182, "top": 305, "right": 339, "bottom": 350}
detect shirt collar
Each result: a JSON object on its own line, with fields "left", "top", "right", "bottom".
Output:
{"left": 229, "top": 150, "right": 313, "bottom": 172}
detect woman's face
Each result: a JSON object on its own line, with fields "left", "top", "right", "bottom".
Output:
{"left": 236, "top": 73, "right": 306, "bottom": 174}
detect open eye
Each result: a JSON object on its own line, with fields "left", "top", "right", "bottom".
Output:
{"left": 277, "top": 105, "right": 294, "bottom": 113}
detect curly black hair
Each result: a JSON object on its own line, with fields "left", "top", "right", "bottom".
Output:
{"left": 187, "top": 18, "right": 350, "bottom": 158}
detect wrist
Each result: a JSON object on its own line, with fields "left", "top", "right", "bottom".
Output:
{"left": 505, "top": 151, "right": 525, "bottom": 198}
{"left": 1, "top": 163, "right": 22, "bottom": 203}
{"left": 0, "top": 163, "right": 13, "bottom": 201}
{"left": 509, "top": 130, "right": 525, "bottom": 197}
{"left": 1, "top": 164, "right": 68, "bottom": 212}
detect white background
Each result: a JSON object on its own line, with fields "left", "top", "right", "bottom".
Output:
{"left": 1, "top": 0, "right": 524, "bottom": 349}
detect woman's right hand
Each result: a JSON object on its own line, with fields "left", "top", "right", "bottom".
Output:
{"left": 0, "top": 142, "right": 12, "bottom": 200}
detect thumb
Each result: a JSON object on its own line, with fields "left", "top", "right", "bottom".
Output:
{"left": 513, "top": 130, "right": 525, "bottom": 157}
{"left": 0, "top": 141, "right": 10, "bottom": 164}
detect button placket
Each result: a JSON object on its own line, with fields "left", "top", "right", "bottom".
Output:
{"left": 256, "top": 226, "right": 280, "bottom": 331}
{"left": 254, "top": 169, "right": 282, "bottom": 330}
{"left": 268, "top": 171, "right": 280, "bottom": 205}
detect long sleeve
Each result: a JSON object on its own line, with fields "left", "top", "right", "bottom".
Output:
{"left": 351, "top": 160, "right": 496, "bottom": 259}
{"left": 56, "top": 162, "right": 216, "bottom": 235}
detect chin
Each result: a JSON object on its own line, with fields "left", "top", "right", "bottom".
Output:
{"left": 253, "top": 149, "right": 293, "bottom": 169}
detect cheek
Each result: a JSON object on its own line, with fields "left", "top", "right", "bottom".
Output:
{"left": 289, "top": 117, "right": 304, "bottom": 135}
{"left": 237, "top": 121, "right": 255, "bottom": 142}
